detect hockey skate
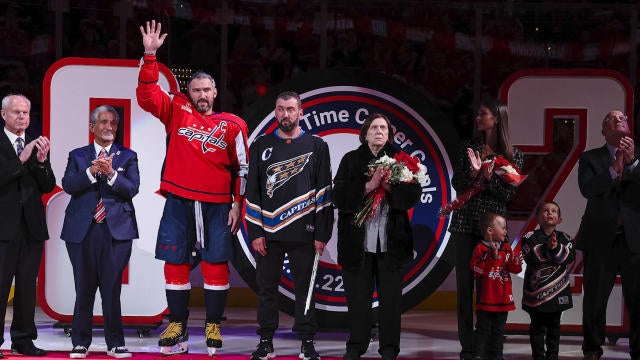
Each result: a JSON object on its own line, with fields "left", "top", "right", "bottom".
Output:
{"left": 205, "top": 322, "right": 223, "bottom": 356}
{"left": 158, "top": 321, "right": 189, "bottom": 356}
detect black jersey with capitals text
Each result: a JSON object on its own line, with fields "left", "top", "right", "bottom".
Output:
{"left": 521, "top": 228, "right": 575, "bottom": 313}
{"left": 245, "top": 131, "right": 333, "bottom": 244}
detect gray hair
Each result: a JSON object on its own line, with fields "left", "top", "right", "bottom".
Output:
{"left": 189, "top": 71, "right": 216, "bottom": 90}
{"left": 2, "top": 94, "right": 31, "bottom": 110}
{"left": 90, "top": 105, "right": 120, "bottom": 125}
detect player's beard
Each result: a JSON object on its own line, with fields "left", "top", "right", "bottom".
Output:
{"left": 278, "top": 117, "right": 298, "bottom": 133}
{"left": 193, "top": 98, "right": 212, "bottom": 113}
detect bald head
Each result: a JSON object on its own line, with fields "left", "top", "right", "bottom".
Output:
{"left": 602, "top": 110, "right": 630, "bottom": 146}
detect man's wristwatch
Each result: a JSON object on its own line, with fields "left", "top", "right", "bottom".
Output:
{"left": 625, "top": 156, "right": 638, "bottom": 166}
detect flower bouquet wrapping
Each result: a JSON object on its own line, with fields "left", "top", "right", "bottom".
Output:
{"left": 353, "top": 151, "right": 427, "bottom": 227}
{"left": 438, "top": 155, "right": 528, "bottom": 216}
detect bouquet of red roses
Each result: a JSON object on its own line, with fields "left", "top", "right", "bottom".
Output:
{"left": 438, "top": 155, "right": 527, "bottom": 216}
{"left": 353, "top": 151, "right": 427, "bottom": 227}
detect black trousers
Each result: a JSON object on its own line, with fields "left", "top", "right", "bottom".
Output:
{"left": 453, "top": 232, "right": 477, "bottom": 359}
{"left": 342, "top": 252, "right": 403, "bottom": 359}
{"left": 255, "top": 240, "right": 317, "bottom": 340}
{"left": 66, "top": 222, "right": 132, "bottom": 349}
{"left": 0, "top": 217, "right": 43, "bottom": 348}
{"left": 528, "top": 311, "right": 561, "bottom": 360}
{"left": 582, "top": 233, "right": 640, "bottom": 359}
{"left": 473, "top": 310, "right": 507, "bottom": 360}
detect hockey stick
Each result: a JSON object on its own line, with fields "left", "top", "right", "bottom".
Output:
{"left": 304, "top": 252, "right": 320, "bottom": 315}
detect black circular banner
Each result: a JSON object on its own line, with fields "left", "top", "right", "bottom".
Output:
{"left": 233, "top": 68, "right": 460, "bottom": 328}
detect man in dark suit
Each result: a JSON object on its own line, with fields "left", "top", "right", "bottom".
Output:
{"left": 577, "top": 110, "right": 640, "bottom": 360}
{"left": 0, "top": 94, "right": 55, "bottom": 357}
{"left": 60, "top": 105, "right": 140, "bottom": 359}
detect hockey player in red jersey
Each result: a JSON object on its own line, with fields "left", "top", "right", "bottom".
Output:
{"left": 137, "top": 20, "right": 249, "bottom": 357}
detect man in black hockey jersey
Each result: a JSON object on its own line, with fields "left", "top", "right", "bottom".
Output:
{"left": 245, "top": 91, "right": 333, "bottom": 360}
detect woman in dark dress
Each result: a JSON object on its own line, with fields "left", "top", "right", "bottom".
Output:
{"left": 334, "top": 113, "right": 421, "bottom": 360}
{"left": 448, "top": 98, "right": 524, "bottom": 360}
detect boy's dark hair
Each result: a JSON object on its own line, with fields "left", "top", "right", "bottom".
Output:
{"left": 535, "top": 200, "right": 562, "bottom": 217}
{"left": 479, "top": 212, "right": 502, "bottom": 233}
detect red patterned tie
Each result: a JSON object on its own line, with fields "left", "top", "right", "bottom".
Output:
{"left": 615, "top": 149, "right": 623, "bottom": 180}
{"left": 94, "top": 149, "right": 106, "bottom": 223}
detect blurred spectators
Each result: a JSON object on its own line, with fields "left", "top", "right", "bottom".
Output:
{"left": 328, "top": 31, "right": 363, "bottom": 67}
{"left": 0, "top": 0, "right": 638, "bottom": 232}
{"left": 71, "top": 18, "right": 107, "bottom": 57}
{"left": 0, "top": 0, "right": 636, "bottom": 143}
{"left": 0, "top": 3, "right": 29, "bottom": 60}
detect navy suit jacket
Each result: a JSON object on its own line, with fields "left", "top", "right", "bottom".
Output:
{"left": 577, "top": 144, "right": 640, "bottom": 254}
{"left": 61, "top": 143, "right": 140, "bottom": 243}
{"left": 0, "top": 131, "right": 56, "bottom": 242}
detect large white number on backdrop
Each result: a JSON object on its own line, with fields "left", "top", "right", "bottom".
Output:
{"left": 501, "top": 69, "right": 633, "bottom": 333}
{"left": 40, "top": 58, "right": 179, "bottom": 324}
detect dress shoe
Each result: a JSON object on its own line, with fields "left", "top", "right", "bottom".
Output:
{"left": 583, "top": 353, "right": 600, "bottom": 360}
{"left": 70, "top": 345, "right": 89, "bottom": 359}
{"left": 342, "top": 352, "right": 360, "bottom": 360}
{"left": 0, "top": 350, "right": 4, "bottom": 358}
{"left": 11, "top": 343, "right": 47, "bottom": 356}
{"left": 381, "top": 350, "right": 398, "bottom": 360}
{"left": 107, "top": 346, "right": 132, "bottom": 358}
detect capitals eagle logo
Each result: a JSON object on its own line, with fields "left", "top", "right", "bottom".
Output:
{"left": 265, "top": 152, "right": 312, "bottom": 198}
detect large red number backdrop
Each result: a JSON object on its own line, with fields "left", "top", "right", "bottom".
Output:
{"left": 502, "top": 69, "right": 633, "bottom": 334}
{"left": 38, "top": 59, "right": 633, "bottom": 334}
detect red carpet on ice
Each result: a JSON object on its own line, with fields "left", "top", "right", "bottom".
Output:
{"left": 0, "top": 352, "right": 428, "bottom": 360}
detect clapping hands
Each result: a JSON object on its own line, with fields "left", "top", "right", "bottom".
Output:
{"left": 467, "top": 148, "right": 494, "bottom": 180}
{"left": 19, "top": 136, "right": 50, "bottom": 164}
{"left": 619, "top": 136, "right": 635, "bottom": 165}
{"left": 91, "top": 153, "right": 115, "bottom": 178}
{"left": 490, "top": 240, "right": 500, "bottom": 259}
{"left": 546, "top": 231, "right": 558, "bottom": 250}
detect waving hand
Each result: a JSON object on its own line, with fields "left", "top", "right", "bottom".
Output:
{"left": 140, "top": 20, "right": 168, "bottom": 54}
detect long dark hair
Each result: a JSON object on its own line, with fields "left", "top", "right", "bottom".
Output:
{"left": 479, "top": 97, "right": 514, "bottom": 162}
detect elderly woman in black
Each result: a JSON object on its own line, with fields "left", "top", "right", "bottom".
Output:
{"left": 334, "top": 113, "right": 421, "bottom": 360}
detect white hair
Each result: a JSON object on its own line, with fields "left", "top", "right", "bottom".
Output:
{"left": 2, "top": 94, "right": 31, "bottom": 110}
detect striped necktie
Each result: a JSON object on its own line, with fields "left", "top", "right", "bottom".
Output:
{"left": 94, "top": 149, "right": 106, "bottom": 223}
{"left": 16, "top": 138, "right": 24, "bottom": 155}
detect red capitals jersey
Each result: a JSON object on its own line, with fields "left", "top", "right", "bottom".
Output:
{"left": 471, "top": 241, "right": 522, "bottom": 312}
{"left": 136, "top": 55, "right": 249, "bottom": 203}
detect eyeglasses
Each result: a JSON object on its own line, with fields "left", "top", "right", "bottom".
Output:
{"left": 606, "top": 114, "right": 628, "bottom": 122}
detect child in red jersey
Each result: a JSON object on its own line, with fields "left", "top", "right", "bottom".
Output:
{"left": 471, "top": 212, "right": 522, "bottom": 360}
